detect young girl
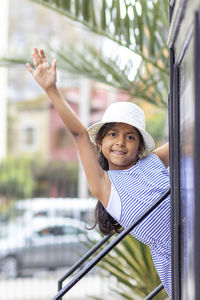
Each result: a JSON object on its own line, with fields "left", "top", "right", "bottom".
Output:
{"left": 27, "top": 48, "right": 171, "bottom": 297}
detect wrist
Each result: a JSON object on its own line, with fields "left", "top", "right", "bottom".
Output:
{"left": 45, "top": 84, "right": 58, "bottom": 95}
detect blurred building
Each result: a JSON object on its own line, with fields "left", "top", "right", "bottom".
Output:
{"left": 8, "top": 83, "right": 130, "bottom": 163}
{"left": 8, "top": 96, "right": 49, "bottom": 158}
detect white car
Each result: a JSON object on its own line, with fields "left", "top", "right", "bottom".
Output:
{"left": 0, "top": 217, "right": 99, "bottom": 278}
{"left": 11, "top": 197, "right": 97, "bottom": 223}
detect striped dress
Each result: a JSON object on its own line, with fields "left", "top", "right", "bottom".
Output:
{"left": 107, "top": 153, "right": 171, "bottom": 297}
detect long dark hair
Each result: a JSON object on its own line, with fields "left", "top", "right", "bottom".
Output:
{"left": 92, "top": 122, "right": 144, "bottom": 235}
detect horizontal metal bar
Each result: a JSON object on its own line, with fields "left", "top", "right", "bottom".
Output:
{"left": 144, "top": 283, "right": 164, "bottom": 300}
{"left": 58, "top": 234, "right": 112, "bottom": 292}
{"left": 52, "top": 188, "right": 170, "bottom": 300}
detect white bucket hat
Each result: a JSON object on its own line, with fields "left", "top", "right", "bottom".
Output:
{"left": 87, "top": 102, "right": 155, "bottom": 152}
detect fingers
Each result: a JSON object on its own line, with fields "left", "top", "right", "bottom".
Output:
{"left": 51, "top": 59, "right": 56, "bottom": 72}
{"left": 32, "top": 48, "right": 43, "bottom": 68}
{"left": 26, "top": 63, "right": 33, "bottom": 74}
{"left": 40, "top": 49, "right": 48, "bottom": 63}
{"left": 28, "top": 48, "right": 55, "bottom": 74}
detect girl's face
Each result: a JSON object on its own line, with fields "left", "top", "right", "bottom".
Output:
{"left": 98, "top": 123, "right": 141, "bottom": 170}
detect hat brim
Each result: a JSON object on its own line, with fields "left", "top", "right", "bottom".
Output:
{"left": 88, "top": 121, "right": 155, "bottom": 152}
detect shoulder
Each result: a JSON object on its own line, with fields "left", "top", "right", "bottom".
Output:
{"left": 140, "top": 153, "right": 159, "bottom": 165}
{"left": 152, "top": 143, "right": 169, "bottom": 167}
{"left": 106, "top": 183, "right": 121, "bottom": 222}
{"left": 139, "top": 153, "right": 169, "bottom": 172}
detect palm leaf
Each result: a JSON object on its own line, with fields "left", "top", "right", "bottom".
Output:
{"left": 0, "top": 42, "right": 168, "bottom": 108}
{"left": 54, "top": 46, "right": 168, "bottom": 107}
{"left": 30, "top": 0, "right": 169, "bottom": 66}
{"left": 93, "top": 235, "right": 168, "bottom": 299}
{"left": 1, "top": 0, "right": 170, "bottom": 108}
{"left": 29, "top": 0, "right": 169, "bottom": 107}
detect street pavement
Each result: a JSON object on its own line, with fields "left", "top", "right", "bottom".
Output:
{"left": 0, "top": 273, "right": 115, "bottom": 300}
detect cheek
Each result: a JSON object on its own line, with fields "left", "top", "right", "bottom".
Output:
{"left": 136, "top": 142, "right": 140, "bottom": 150}
{"left": 101, "top": 140, "right": 112, "bottom": 157}
{"left": 130, "top": 142, "right": 140, "bottom": 154}
{"left": 101, "top": 143, "right": 108, "bottom": 154}
{"left": 101, "top": 137, "right": 111, "bottom": 147}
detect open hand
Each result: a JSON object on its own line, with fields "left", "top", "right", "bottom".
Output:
{"left": 26, "top": 48, "right": 57, "bottom": 92}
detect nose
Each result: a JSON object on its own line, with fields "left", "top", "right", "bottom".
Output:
{"left": 116, "top": 135, "right": 125, "bottom": 146}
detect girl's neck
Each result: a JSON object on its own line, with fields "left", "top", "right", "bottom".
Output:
{"left": 108, "top": 158, "right": 138, "bottom": 171}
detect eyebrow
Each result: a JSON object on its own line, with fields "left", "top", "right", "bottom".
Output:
{"left": 126, "top": 131, "right": 138, "bottom": 135}
{"left": 109, "top": 128, "right": 138, "bottom": 135}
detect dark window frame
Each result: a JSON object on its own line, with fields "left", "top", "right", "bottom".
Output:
{"left": 169, "top": 55, "right": 181, "bottom": 299}
{"left": 169, "top": 5, "right": 200, "bottom": 299}
{"left": 194, "top": 11, "right": 200, "bottom": 300}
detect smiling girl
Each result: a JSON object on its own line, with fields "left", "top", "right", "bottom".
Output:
{"left": 27, "top": 48, "right": 171, "bottom": 297}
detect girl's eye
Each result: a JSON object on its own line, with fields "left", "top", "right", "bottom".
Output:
{"left": 108, "top": 132, "right": 116, "bottom": 137}
{"left": 127, "top": 135, "right": 135, "bottom": 140}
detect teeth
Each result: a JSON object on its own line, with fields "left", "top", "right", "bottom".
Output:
{"left": 112, "top": 150, "right": 125, "bottom": 154}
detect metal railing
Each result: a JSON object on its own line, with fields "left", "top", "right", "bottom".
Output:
{"left": 144, "top": 283, "right": 164, "bottom": 299}
{"left": 57, "top": 234, "right": 112, "bottom": 293}
{"left": 52, "top": 188, "right": 170, "bottom": 300}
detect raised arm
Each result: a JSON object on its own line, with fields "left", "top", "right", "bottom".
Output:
{"left": 153, "top": 143, "right": 169, "bottom": 168}
{"left": 26, "top": 48, "right": 111, "bottom": 206}
{"left": 26, "top": 48, "right": 86, "bottom": 137}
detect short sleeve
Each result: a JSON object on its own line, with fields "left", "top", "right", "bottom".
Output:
{"left": 106, "top": 183, "right": 121, "bottom": 222}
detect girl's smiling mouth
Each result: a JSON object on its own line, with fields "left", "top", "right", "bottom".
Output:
{"left": 111, "top": 150, "right": 127, "bottom": 155}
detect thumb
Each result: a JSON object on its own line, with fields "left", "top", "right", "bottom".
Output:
{"left": 51, "top": 59, "right": 56, "bottom": 72}
{"left": 26, "top": 63, "right": 33, "bottom": 74}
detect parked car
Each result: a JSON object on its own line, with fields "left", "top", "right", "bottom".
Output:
{"left": 0, "top": 217, "right": 99, "bottom": 278}
{"left": 3, "top": 197, "right": 97, "bottom": 224}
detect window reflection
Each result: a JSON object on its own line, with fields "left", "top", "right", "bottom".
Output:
{"left": 179, "top": 39, "right": 195, "bottom": 300}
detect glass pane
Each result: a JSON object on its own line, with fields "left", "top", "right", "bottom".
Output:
{"left": 179, "top": 37, "right": 195, "bottom": 299}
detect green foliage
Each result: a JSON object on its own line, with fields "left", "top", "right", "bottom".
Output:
{"left": 32, "top": 159, "right": 77, "bottom": 182}
{"left": 29, "top": 0, "right": 169, "bottom": 107}
{"left": 95, "top": 235, "right": 168, "bottom": 300}
{"left": 146, "top": 112, "right": 167, "bottom": 146}
{"left": 0, "top": 156, "right": 78, "bottom": 201}
{"left": 32, "top": 159, "right": 78, "bottom": 197}
{"left": 31, "top": 0, "right": 169, "bottom": 54}
{"left": 0, "top": 157, "right": 35, "bottom": 199}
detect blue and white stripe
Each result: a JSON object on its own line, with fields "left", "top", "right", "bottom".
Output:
{"left": 108, "top": 153, "right": 171, "bottom": 297}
